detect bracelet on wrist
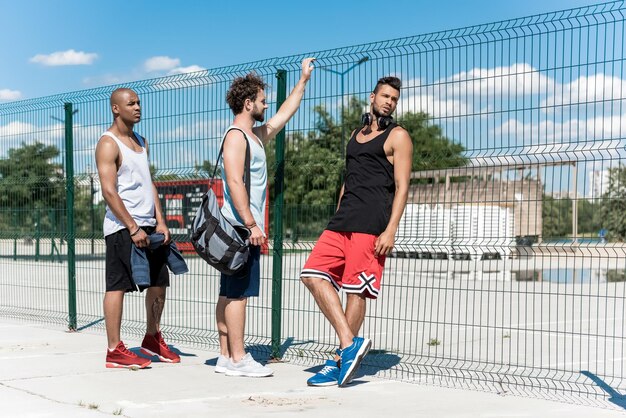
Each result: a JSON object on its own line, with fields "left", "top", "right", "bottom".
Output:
{"left": 130, "top": 226, "right": 141, "bottom": 237}
{"left": 246, "top": 222, "right": 257, "bottom": 229}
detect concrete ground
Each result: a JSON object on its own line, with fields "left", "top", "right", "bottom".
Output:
{"left": 1, "top": 317, "right": 625, "bottom": 418}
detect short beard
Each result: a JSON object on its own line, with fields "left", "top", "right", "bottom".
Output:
{"left": 372, "top": 105, "right": 388, "bottom": 118}
{"left": 253, "top": 112, "right": 265, "bottom": 122}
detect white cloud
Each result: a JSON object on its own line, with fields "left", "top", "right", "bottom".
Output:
{"left": 493, "top": 113, "right": 626, "bottom": 143}
{"left": 144, "top": 56, "right": 181, "bottom": 72}
{"left": 0, "top": 121, "right": 37, "bottom": 137}
{"left": 542, "top": 73, "right": 626, "bottom": 108}
{"left": 394, "top": 64, "right": 554, "bottom": 118}
{"left": 0, "top": 121, "right": 65, "bottom": 159}
{"left": 0, "top": 121, "right": 105, "bottom": 161}
{"left": 30, "top": 49, "right": 98, "bottom": 66}
{"left": 82, "top": 57, "right": 206, "bottom": 89}
{"left": 402, "top": 78, "right": 422, "bottom": 89}
{"left": 0, "top": 89, "right": 22, "bottom": 101}
{"left": 167, "top": 65, "right": 206, "bottom": 75}
{"left": 398, "top": 92, "right": 468, "bottom": 118}
{"left": 446, "top": 63, "right": 555, "bottom": 98}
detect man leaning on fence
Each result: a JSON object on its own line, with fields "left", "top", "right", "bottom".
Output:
{"left": 214, "top": 58, "right": 315, "bottom": 378}
{"left": 95, "top": 88, "right": 187, "bottom": 369}
{"left": 301, "top": 76, "right": 413, "bottom": 387}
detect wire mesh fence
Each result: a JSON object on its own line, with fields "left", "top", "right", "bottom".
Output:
{"left": 0, "top": 0, "right": 625, "bottom": 401}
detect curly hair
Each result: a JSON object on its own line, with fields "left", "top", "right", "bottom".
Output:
{"left": 373, "top": 76, "right": 402, "bottom": 93}
{"left": 226, "top": 73, "right": 267, "bottom": 115}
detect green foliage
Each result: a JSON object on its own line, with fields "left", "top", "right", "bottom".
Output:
{"left": 542, "top": 194, "right": 601, "bottom": 240}
{"left": 427, "top": 338, "right": 441, "bottom": 346}
{"left": 0, "top": 142, "right": 105, "bottom": 238}
{"left": 598, "top": 166, "right": 626, "bottom": 242}
{"left": 396, "top": 111, "right": 467, "bottom": 171}
{"left": 195, "top": 160, "right": 221, "bottom": 178}
{"left": 607, "top": 270, "right": 626, "bottom": 282}
{"left": 0, "top": 142, "right": 66, "bottom": 235}
{"left": 542, "top": 195, "right": 572, "bottom": 239}
{"left": 577, "top": 199, "right": 601, "bottom": 236}
{"left": 0, "top": 142, "right": 64, "bottom": 210}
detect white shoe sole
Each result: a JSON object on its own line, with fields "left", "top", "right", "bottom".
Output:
{"left": 225, "top": 370, "right": 274, "bottom": 377}
{"left": 338, "top": 338, "right": 372, "bottom": 387}
{"left": 307, "top": 380, "right": 338, "bottom": 387}
{"left": 140, "top": 347, "right": 179, "bottom": 363}
{"left": 105, "top": 362, "right": 148, "bottom": 369}
{"left": 215, "top": 365, "right": 227, "bottom": 373}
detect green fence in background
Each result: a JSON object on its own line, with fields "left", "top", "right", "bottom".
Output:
{"left": 1, "top": 1, "right": 626, "bottom": 401}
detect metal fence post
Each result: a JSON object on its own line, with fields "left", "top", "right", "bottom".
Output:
{"left": 271, "top": 69, "right": 287, "bottom": 358}
{"left": 64, "top": 102, "right": 77, "bottom": 331}
{"left": 35, "top": 209, "right": 40, "bottom": 261}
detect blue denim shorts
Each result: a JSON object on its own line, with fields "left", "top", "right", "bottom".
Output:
{"left": 219, "top": 245, "right": 261, "bottom": 298}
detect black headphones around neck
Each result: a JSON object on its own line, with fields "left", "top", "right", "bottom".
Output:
{"left": 361, "top": 113, "right": 394, "bottom": 130}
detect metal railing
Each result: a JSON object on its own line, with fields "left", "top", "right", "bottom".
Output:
{"left": 0, "top": 1, "right": 625, "bottom": 402}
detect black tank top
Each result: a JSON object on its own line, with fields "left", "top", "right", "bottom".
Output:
{"left": 326, "top": 123, "right": 396, "bottom": 235}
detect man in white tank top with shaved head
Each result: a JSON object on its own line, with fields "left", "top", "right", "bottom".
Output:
{"left": 95, "top": 88, "right": 180, "bottom": 369}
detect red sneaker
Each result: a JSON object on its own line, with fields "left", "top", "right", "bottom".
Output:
{"left": 140, "top": 331, "right": 181, "bottom": 363}
{"left": 106, "top": 341, "right": 151, "bottom": 369}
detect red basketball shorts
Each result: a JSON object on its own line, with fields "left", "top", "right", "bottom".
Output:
{"left": 300, "top": 230, "right": 386, "bottom": 299}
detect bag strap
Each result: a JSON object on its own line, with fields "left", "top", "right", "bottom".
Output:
{"left": 133, "top": 131, "right": 146, "bottom": 148}
{"left": 211, "top": 127, "right": 251, "bottom": 199}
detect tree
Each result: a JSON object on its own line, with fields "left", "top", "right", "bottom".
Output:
{"left": 0, "top": 142, "right": 65, "bottom": 234}
{"left": 542, "top": 195, "right": 571, "bottom": 239}
{"left": 195, "top": 160, "right": 221, "bottom": 178}
{"left": 598, "top": 166, "right": 626, "bottom": 242}
{"left": 397, "top": 111, "right": 467, "bottom": 172}
{"left": 577, "top": 198, "right": 601, "bottom": 236}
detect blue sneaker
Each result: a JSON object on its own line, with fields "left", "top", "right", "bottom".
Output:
{"left": 307, "top": 359, "right": 339, "bottom": 386}
{"left": 338, "top": 337, "right": 371, "bottom": 387}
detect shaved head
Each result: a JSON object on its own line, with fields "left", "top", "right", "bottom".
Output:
{"left": 110, "top": 88, "right": 136, "bottom": 107}
{"left": 109, "top": 88, "right": 141, "bottom": 124}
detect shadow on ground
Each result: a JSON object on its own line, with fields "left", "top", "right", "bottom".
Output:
{"left": 581, "top": 370, "right": 626, "bottom": 410}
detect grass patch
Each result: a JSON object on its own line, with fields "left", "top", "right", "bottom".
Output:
{"left": 427, "top": 338, "right": 441, "bottom": 347}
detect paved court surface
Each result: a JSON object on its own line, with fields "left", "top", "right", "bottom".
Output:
{"left": 1, "top": 317, "right": 625, "bottom": 418}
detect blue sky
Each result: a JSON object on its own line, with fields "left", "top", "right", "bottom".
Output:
{"left": 0, "top": 0, "right": 622, "bottom": 199}
{"left": 0, "top": 0, "right": 604, "bottom": 100}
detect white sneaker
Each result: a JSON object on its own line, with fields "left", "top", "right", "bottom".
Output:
{"left": 215, "top": 355, "right": 230, "bottom": 373}
{"left": 225, "top": 353, "right": 274, "bottom": 377}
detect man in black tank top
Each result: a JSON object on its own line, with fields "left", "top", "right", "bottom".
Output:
{"left": 301, "top": 76, "right": 413, "bottom": 387}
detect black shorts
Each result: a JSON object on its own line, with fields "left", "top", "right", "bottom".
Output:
{"left": 219, "top": 245, "right": 261, "bottom": 299}
{"left": 105, "top": 226, "right": 170, "bottom": 292}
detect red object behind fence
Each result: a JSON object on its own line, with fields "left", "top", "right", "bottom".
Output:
{"left": 155, "top": 179, "right": 269, "bottom": 255}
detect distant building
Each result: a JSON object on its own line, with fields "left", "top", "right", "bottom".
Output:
{"left": 397, "top": 166, "right": 542, "bottom": 259}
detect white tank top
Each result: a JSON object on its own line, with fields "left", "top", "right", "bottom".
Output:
{"left": 101, "top": 131, "right": 156, "bottom": 237}
{"left": 220, "top": 126, "right": 267, "bottom": 233}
